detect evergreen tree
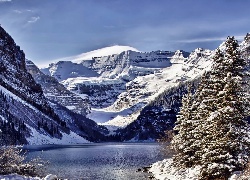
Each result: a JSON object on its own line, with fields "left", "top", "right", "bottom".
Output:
{"left": 199, "top": 37, "right": 249, "bottom": 179}
{"left": 171, "top": 85, "right": 199, "bottom": 168}
{"left": 171, "top": 36, "right": 250, "bottom": 179}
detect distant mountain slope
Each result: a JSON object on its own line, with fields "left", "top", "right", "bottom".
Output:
{"left": 0, "top": 25, "right": 71, "bottom": 144}
{"left": 115, "top": 79, "right": 200, "bottom": 141}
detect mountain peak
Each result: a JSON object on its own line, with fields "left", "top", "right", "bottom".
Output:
{"left": 50, "top": 45, "right": 140, "bottom": 65}
{"left": 73, "top": 45, "right": 140, "bottom": 63}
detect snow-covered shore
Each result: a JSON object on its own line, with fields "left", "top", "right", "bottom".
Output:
{"left": 149, "top": 158, "right": 201, "bottom": 180}
{"left": 149, "top": 158, "right": 247, "bottom": 180}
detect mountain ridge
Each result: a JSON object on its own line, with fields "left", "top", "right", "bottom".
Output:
{"left": 38, "top": 45, "right": 140, "bottom": 68}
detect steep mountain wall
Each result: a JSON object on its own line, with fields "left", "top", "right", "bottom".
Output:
{"left": 0, "top": 26, "right": 107, "bottom": 145}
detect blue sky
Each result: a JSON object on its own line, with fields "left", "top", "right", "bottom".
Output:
{"left": 0, "top": 0, "right": 250, "bottom": 66}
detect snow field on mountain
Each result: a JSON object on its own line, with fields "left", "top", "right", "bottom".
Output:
{"left": 73, "top": 45, "right": 139, "bottom": 63}
{"left": 86, "top": 106, "right": 139, "bottom": 133}
{"left": 62, "top": 76, "right": 124, "bottom": 88}
{"left": 100, "top": 109, "right": 142, "bottom": 128}
{"left": 87, "top": 108, "right": 119, "bottom": 124}
{"left": 100, "top": 67, "right": 183, "bottom": 127}
{"left": 27, "top": 125, "right": 89, "bottom": 145}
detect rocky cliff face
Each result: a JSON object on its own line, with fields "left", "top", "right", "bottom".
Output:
{"left": 0, "top": 26, "right": 50, "bottom": 114}
{"left": 26, "top": 60, "right": 90, "bottom": 116}
{"left": 0, "top": 26, "right": 65, "bottom": 144}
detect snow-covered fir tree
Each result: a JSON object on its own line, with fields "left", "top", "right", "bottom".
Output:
{"left": 171, "top": 85, "right": 199, "bottom": 168}
{"left": 199, "top": 37, "right": 250, "bottom": 179}
{"left": 171, "top": 36, "right": 250, "bottom": 179}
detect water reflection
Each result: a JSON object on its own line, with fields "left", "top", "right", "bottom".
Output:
{"left": 25, "top": 143, "right": 164, "bottom": 180}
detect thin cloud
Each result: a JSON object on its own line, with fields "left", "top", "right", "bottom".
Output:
{"left": 176, "top": 37, "right": 225, "bottom": 43}
{"left": 175, "top": 35, "right": 245, "bottom": 43}
{"left": 13, "top": 10, "right": 22, "bottom": 14}
{"left": 13, "top": 9, "right": 35, "bottom": 14}
{"left": 0, "top": 0, "right": 11, "bottom": 2}
{"left": 28, "top": 16, "right": 40, "bottom": 23}
{"left": 26, "top": 9, "right": 34, "bottom": 13}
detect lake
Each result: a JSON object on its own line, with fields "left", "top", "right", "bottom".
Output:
{"left": 24, "top": 143, "right": 166, "bottom": 180}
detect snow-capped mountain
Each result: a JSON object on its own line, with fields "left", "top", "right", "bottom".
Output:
{"left": 41, "top": 49, "right": 190, "bottom": 109}
{"left": 0, "top": 26, "right": 107, "bottom": 145}
{"left": 41, "top": 45, "right": 216, "bottom": 141}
